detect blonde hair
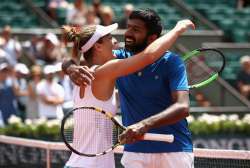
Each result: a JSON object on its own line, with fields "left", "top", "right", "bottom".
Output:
{"left": 61, "top": 25, "right": 96, "bottom": 61}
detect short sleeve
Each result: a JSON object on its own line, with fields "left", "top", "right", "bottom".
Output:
{"left": 113, "top": 49, "right": 123, "bottom": 59}
{"left": 113, "top": 49, "right": 133, "bottom": 59}
{"left": 166, "top": 54, "right": 189, "bottom": 91}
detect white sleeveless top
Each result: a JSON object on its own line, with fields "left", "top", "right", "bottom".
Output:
{"left": 66, "top": 72, "right": 117, "bottom": 168}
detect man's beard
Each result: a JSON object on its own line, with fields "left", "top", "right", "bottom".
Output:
{"left": 125, "top": 40, "right": 148, "bottom": 53}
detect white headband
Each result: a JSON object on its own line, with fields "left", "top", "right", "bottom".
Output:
{"left": 81, "top": 23, "right": 118, "bottom": 53}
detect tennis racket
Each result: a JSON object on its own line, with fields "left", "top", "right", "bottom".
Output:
{"left": 61, "top": 106, "right": 174, "bottom": 157}
{"left": 182, "top": 48, "right": 226, "bottom": 89}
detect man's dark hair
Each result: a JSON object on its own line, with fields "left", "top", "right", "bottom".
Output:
{"left": 129, "top": 8, "right": 163, "bottom": 37}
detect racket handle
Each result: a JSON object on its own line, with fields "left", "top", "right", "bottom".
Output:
{"left": 142, "top": 133, "right": 174, "bottom": 143}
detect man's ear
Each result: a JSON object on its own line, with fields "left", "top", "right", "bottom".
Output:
{"left": 147, "top": 34, "right": 158, "bottom": 45}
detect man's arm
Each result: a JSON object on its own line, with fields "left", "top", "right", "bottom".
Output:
{"left": 119, "top": 90, "right": 189, "bottom": 144}
{"left": 61, "top": 58, "right": 94, "bottom": 87}
{"left": 143, "top": 91, "right": 189, "bottom": 127}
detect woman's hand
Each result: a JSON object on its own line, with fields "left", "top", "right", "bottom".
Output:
{"left": 174, "top": 19, "right": 195, "bottom": 35}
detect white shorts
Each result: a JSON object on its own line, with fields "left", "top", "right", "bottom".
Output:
{"left": 121, "top": 151, "right": 194, "bottom": 168}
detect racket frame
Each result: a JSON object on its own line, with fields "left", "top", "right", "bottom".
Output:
{"left": 182, "top": 48, "right": 226, "bottom": 89}
{"left": 61, "top": 106, "right": 174, "bottom": 157}
{"left": 61, "top": 106, "right": 126, "bottom": 157}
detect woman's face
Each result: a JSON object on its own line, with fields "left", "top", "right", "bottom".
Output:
{"left": 96, "top": 34, "right": 114, "bottom": 61}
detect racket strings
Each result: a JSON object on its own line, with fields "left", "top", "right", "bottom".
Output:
{"left": 186, "top": 51, "right": 223, "bottom": 85}
{"left": 112, "top": 123, "right": 124, "bottom": 145}
{"left": 63, "top": 108, "right": 115, "bottom": 155}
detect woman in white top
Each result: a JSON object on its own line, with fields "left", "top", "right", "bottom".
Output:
{"left": 62, "top": 20, "right": 195, "bottom": 168}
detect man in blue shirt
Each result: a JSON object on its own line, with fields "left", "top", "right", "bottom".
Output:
{"left": 63, "top": 8, "right": 193, "bottom": 168}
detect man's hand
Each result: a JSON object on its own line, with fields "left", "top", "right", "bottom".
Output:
{"left": 66, "top": 64, "right": 95, "bottom": 87}
{"left": 62, "top": 59, "right": 95, "bottom": 98}
{"left": 119, "top": 122, "right": 149, "bottom": 144}
{"left": 174, "top": 19, "right": 195, "bottom": 35}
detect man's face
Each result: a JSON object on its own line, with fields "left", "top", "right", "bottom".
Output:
{"left": 124, "top": 19, "right": 148, "bottom": 53}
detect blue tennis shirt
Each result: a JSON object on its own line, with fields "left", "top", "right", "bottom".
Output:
{"left": 114, "top": 49, "right": 193, "bottom": 153}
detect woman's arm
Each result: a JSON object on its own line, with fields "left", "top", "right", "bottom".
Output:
{"left": 94, "top": 20, "right": 195, "bottom": 79}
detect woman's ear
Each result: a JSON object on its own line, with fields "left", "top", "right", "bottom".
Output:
{"left": 93, "top": 42, "right": 102, "bottom": 51}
